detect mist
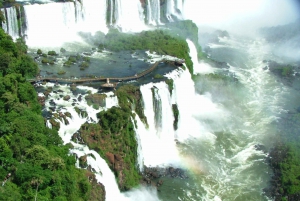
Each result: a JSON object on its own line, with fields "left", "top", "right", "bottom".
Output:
{"left": 183, "top": 0, "right": 300, "bottom": 36}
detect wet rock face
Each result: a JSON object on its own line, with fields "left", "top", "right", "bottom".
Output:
{"left": 85, "top": 93, "right": 106, "bottom": 108}
{"left": 141, "top": 166, "right": 188, "bottom": 188}
{"left": 71, "top": 132, "right": 85, "bottom": 144}
{"left": 38, "top": 96, "right": 45, "bottom": 106}
{"left": 140, "top": 0, "right": 146, "bottom": 6}
{"left": 106, "top": 152, "right": 115, "bottom": 165}
{"left": 79, "top": 155, "right": 88, "bottom": 168}
{"left": 63, "top": 95, "right": 71, "bottom": 101}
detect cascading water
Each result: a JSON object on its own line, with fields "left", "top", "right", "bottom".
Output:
{"left": 78, "top": 0, "right": 108, "bottom": 34}
{"left": 3, "top": 0, "right": 297, "bottom": 200}
{"left": 5, "top": 7, "right": 19, "bottom": 40}
{"left": 146, "top": 0, "right": 161, "bottom": 25}
{"left": 114, "top": 0, "right": 146, "bottom": 32}
{"left": 24, "top": 0, "right": 108, "bottom": 47}
{"left": 0, "top": 8, "right": 7, "bottom": 33}
{"left": 24, "top": 2, "right": 79, "bottom": 47}
{"left": 41, "top": 83, "right": 161, "bottom": 201}
{"left": 131, "top": 36, "right": 288, "bottom": 200}
{"left": 18, "top": 7, "right": 23, "bottom": 37}
{"left": 186, "top": 39, "right": 215, "bottom": 74}
{"left": 109, "top": 0, "right": 114, "bottom": 25}
{"left": 136, "top": 82, "right": 180, "bottom": 167}
{"left": 165, "top": 0, "right": 184, "bottom": 21}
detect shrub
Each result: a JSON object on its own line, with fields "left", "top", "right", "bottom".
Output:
{"left": 57, "top": 70, "right": 66, "bottom": 75}
{"left": 37, "top": 49, "right": 42, "bottom": 55}
{"left": 48, "top": 50, "right": 57, "bottom": 56}
{"left": 154, "top": 74, "right": 163, "bottom": 79}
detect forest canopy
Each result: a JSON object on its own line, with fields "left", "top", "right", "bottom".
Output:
{"left": 0, "top": 27, "right": 102, "bottom": 200}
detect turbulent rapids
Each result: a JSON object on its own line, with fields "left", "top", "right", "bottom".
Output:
{"left": 37, "top": 36, "right": 287, "bottom": 200}
{"left": 1, "top": 0, "right": 299, "bottom": 200}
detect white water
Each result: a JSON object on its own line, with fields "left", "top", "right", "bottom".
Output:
{"left": 109, "top": 0, "right": 114, "bottom": 25}
{"left": 24, "top": 3, "right": 79, "bottom": 47}
{"left": 42, "top": 83, "right": 160, "bottom": 201}
{"left": 1, "top": 9, "right": 7, "bottom": 33}
{"left": 132, "top": 38, "right": 285, "bottom": 200}
{"left": 78, "top": 0, "right": 108, "bottom": 34}
{"left": 6, "top": 7, "right": 19, "bottom": 40}
{"left": 186, "top": 39, "right": 215, "bottom": 74}
{"left": 166, "top": 0, "right": 184, "bottom": 21}
{"left": 146, "top": 0, "right": 161, "bottom": 25}
{"left": 114, "top": 0, "right": 146, "bottom": 32}
{"left": 137, "top": 82, "right": 180, "bottom": 167}
{"left": 24, "top": 1, "right": 108, "bottom": 47}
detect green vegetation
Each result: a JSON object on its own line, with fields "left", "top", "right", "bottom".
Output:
{"left": 282, "top": 66, "right": 293, "bottom": 77}
{"left": 280, "top": 144, "right": 300, "bottom": 195}
{"left": 85, "top": 93, "right": 107, "bottom": 108}
{"left": 41, "top": 57, "right": 54, "bottom": 65}
{"left": 115, "top": 85, "right": 147, "bottom": 126}
{"left": 172, "top": 104, "right": 179, "bottom": 130}
{"left": 165, "top": 78, "right": 174, "bottom": 94}
{"left": 0, "top": 28, "right": 103, "bottom": 200}
{"left": 154, "top": 74, "right": 164, "bottom": 79}
{"left": 68, "top": 56, "right": 77, "bottom": 63}
{"left": 80, "top": 61, "right": 90, "bottom": 68}
{"left": 60, "top": 47, "right": 66, "bottom": 53}
{"left": 83, "top": 56, "right": 90, "bottom": 63}
{"left": 0, "top": 30, "right": 37, "bottom": 78}
{"left": 57, "top": 70, "right": 66, "bottom": 75}
{"left": 80, "top": 106, "right": 141, "bottom": 190}
{"left": 47, "top": 50, "right": 57, "bottom": 56}
{"left": 41, "top": 58, "right": 49, "bottom": 64}
{"left": 37, "top": 49, "right": 42, "bottom": 55}
{"left": 268, "top": 143, "right": 300, "bottom": 200}
{"left": 100, "top": 28, "right": 195, "bottom": 73}
{"left": 79, "top": 85, "right": 149, "bottom": 190}
{"left": 63, "top": 55, "right": 91, "bottom": 69}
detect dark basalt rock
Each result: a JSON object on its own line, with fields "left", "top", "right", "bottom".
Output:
{"left": 63, "top": 95, "right": 71, "bottom": 101}
{"left": 142, "top": 166, "right": 188, "bottom": 188}
{"left": 254, "top": 144, "right": 267, "bottom": 153}
{"left": 79, "top": 155, "right": 88, "bottom": 168}
{"left": 71, "top": 132, "right": 85, "bottom": 144}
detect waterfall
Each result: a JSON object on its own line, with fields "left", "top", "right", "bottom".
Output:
{"left": 104, "top": 91, "right": 119, "bottom": 108}
{"left": 175, "top": 0, "right": 184, "bottom": 13}
{"left": 131, "top": 116, "right": 144, "bottom": 171}
{"left": 42, "top": 83, "right": 160, "bottom": 201}
{"left": 24, "top": 2, "right": 79, "bottom": 47}
{"left": 166, "top": 0, "right": 184, "bottom": 21}
{"left": 109, "top": 0, "right": 114, "bottom": 25}
{"left": 186, "top": 39, "right": 214, "bottom": 74}
{"left": 136, "top": 82, "right": 180, "bottom": 167}
{"left": 24, "top": 1, "right": 108, "bottom": 47}
{"left": 146, "top": 0, "right": 153, "bottom": 24}
{"left": 43, "top": 83, "right": 123, "bottom": 200}
{"left": 114, "top": 0, "right": 146, "bottom": 32}
{"left": 46, "top": 120, "right": 52, "bottom": 129}
{"left": 18, "top": 7, "right": 23, "bottom": 37}
{"left": 146, "top": 0, "right": 161, "bottom": 25}
{"left": 79, "top": 0, "right": 108, "bottom": 34}
{"left": 134, "top": 61, "right": 225, "bottom": 170}
{"left": 6, "top": 7, "right": 19, "bottom": 40}
{"left": 75, "top": 0, "right": 83, "bottom": 23}
{"left": 1, "top": 8, "right": 7, "bottom": 33}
